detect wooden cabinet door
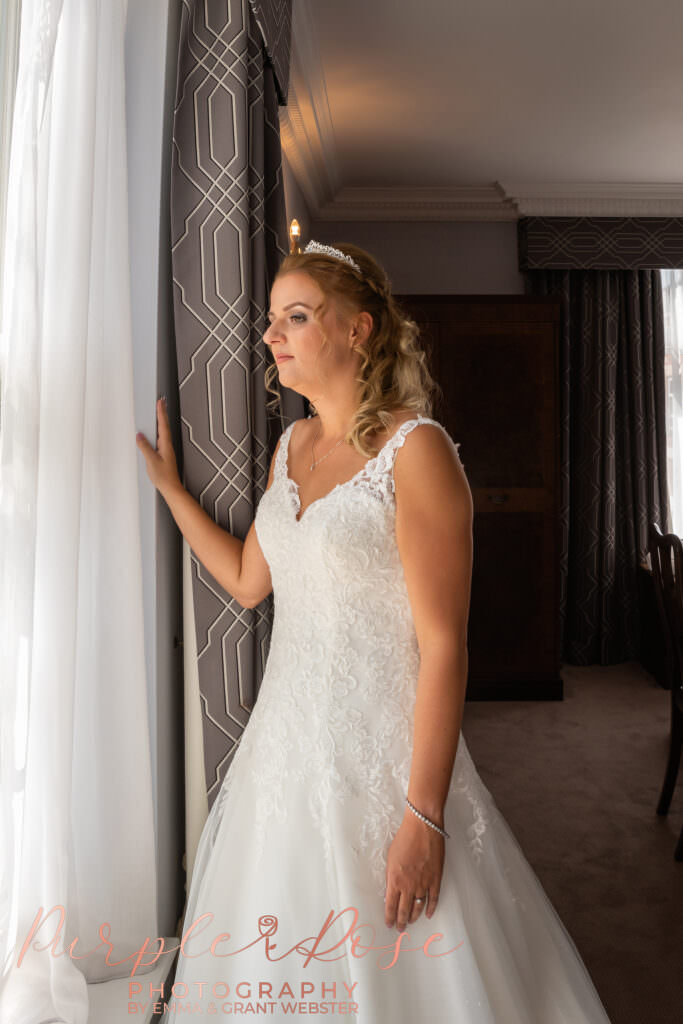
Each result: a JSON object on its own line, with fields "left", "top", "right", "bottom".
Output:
{"left": 396, "top": 295, "right": 563, "bottom": 700}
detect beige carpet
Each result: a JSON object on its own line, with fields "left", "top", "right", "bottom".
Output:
{"left": 461, "top": 661, "right": 683, "bottom": 1024}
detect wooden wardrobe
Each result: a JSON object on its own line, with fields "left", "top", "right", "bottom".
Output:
{"left": 396, "top": 295, "right": 563, "bottom": 700}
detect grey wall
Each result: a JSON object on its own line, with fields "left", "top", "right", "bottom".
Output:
{"left": 278, "top": 158, "right": 523, "bottom": 296}
{"left": 309, "top": 219, "right": 525, "bottom": 295}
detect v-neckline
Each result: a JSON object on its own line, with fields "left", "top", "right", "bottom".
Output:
{"left": 283, "top": 415, "right": 422, "bottom": 525}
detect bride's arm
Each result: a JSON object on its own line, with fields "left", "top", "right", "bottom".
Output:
{"left": 136, "top": 397, "right": 275, "bottom": 608}
{"left": 385, "top": 423, "right": 472, "bottom": 930}
{"left": 394, "top": 424, "right": 473, "bottom": 833}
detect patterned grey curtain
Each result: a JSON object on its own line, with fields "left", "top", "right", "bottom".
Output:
{"left": 170, "top": 0, "right": 302, "bottom": 809}
{"left": 520, "top": 216, "right": 672, "bottom": 664}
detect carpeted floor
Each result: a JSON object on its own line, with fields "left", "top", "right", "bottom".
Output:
{"left": 461, "top": 661, "right": 683, "bottom": 1024}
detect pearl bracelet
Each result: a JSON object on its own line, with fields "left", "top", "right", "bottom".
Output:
{"left": 406, "top": 798, "right": 450, "bottom": 839}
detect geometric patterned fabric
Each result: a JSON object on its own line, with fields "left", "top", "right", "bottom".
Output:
{"left": 523, "top": 265, "right": 670, "bottom": 663}
{"left": 170, "top": 0, "right": 301, "bottom": 809}
{"left": 519, "top": 216, "right": 683, "bottom": 269}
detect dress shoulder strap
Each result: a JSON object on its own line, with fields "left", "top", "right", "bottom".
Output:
{"left": 384, "top": 414, "right": 461, "bottom": 458}
{"left": 274, "top": 419, "right": 298, "bottom": 480}
{"left": 377, "top": 415, "right": 463, "bottom": 493}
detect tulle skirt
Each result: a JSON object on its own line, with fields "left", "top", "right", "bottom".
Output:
{"left": 167, "top": 736, "right": 611, "bottom": 1023}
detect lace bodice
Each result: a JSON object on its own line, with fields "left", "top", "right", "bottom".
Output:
{"left": 209, "top": 414, "right": 491, "bottom": 900}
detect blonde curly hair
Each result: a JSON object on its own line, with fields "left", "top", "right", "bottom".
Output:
{"left": 265, "top": 241, "right": 442, "bottom": 459}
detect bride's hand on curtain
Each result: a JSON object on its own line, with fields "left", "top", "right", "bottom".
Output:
{"left": 136, "top": 396, "right": 182, "bottom": 498}
{"left": 384, "top": 810, "right": 444, "bottom": 931}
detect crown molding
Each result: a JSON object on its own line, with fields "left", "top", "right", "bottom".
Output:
{"left": 499, "top": 182, "right": 683, "bottom": 217}
{"left": 314, "top": 185, "right": 518, "bottom": 222}
{"left": 307, "top": 182, "right": 683, "bottom": 222}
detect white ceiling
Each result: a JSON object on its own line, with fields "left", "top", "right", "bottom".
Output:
{"left": 282, "top": 0, "right": 683, "bottom": 220}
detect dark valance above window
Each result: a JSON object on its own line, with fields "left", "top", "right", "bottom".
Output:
{"left": 249, "top": 0, "right": 292, "bottom": 105}
{"left": 518, "top": 216, "right": 683, "bottom": 270}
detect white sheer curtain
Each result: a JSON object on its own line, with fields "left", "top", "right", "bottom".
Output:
{"left": 0, "top": 1, "right": 158, "bottom": 1021}
{"left": 660, "top": 269, "right": 683, "bottom": 536}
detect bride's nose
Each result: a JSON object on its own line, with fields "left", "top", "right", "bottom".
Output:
{"left": 263, "top": 321, "right": 282, "bottom": 346}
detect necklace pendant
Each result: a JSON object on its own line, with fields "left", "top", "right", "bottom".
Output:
{"left": 310, "top": 434, "right": 346, "bottom": 472}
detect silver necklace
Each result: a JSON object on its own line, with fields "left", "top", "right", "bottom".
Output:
{"left": 310, "top": 421, "right": 347, "bottom": 471}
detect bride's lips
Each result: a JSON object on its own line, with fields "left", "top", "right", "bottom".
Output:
{"left": 275, "top": 355, "right": 293, "bottom": 364}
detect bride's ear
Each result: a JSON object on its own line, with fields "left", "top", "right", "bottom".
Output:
{"left": 351, "top": 311, "right": 373, "bottom": 347}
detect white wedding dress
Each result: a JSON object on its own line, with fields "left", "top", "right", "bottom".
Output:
{"left": 170, "top": 415, "right": 612, "bottom": 1023}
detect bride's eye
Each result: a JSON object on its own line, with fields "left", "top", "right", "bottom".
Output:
{"left": 291, "top": 313, "right": 307, "bottom": 324}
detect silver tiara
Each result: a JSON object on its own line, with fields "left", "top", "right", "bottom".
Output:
{"left": 303, "top": 240, "right": 361, "bottom": 273}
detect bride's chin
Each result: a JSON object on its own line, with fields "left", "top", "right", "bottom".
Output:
{"left": 276, "top": 365, "right": 306, "bottom": 392}
{"left": 277, "top": 362, "right": 302, "bottom": 381}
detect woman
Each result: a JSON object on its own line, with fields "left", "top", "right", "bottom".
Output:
{"left": 136, "top": 241, "right": 611, "bottom": 1022}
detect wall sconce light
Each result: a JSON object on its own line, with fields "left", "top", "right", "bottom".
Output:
{"left": 289, "top": 219, "right": 301, "bottom": 255}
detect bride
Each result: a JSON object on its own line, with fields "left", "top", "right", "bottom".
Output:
{"left": 135, "top": 240, "right": 612, "bottom": 1022}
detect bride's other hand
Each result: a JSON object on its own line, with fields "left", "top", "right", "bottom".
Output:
{"left": 384, "top": 810, "right": 444, "bottom": 931}
{"left": 136, "top": 396, "right": 182, "bottom": 499}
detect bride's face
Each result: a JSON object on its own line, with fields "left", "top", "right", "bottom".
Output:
{"left": 264, "top": 270, "right": 358, "bottom": 398}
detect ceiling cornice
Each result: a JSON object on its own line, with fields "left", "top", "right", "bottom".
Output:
{"left": 281, "top": 4, "right": 683, "bottom": 221}
{"left": 499, "top": 182, "right": 683, "bottom": 217}
{"left": 314, "top": 185, "right": 518, "bottom": 222}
